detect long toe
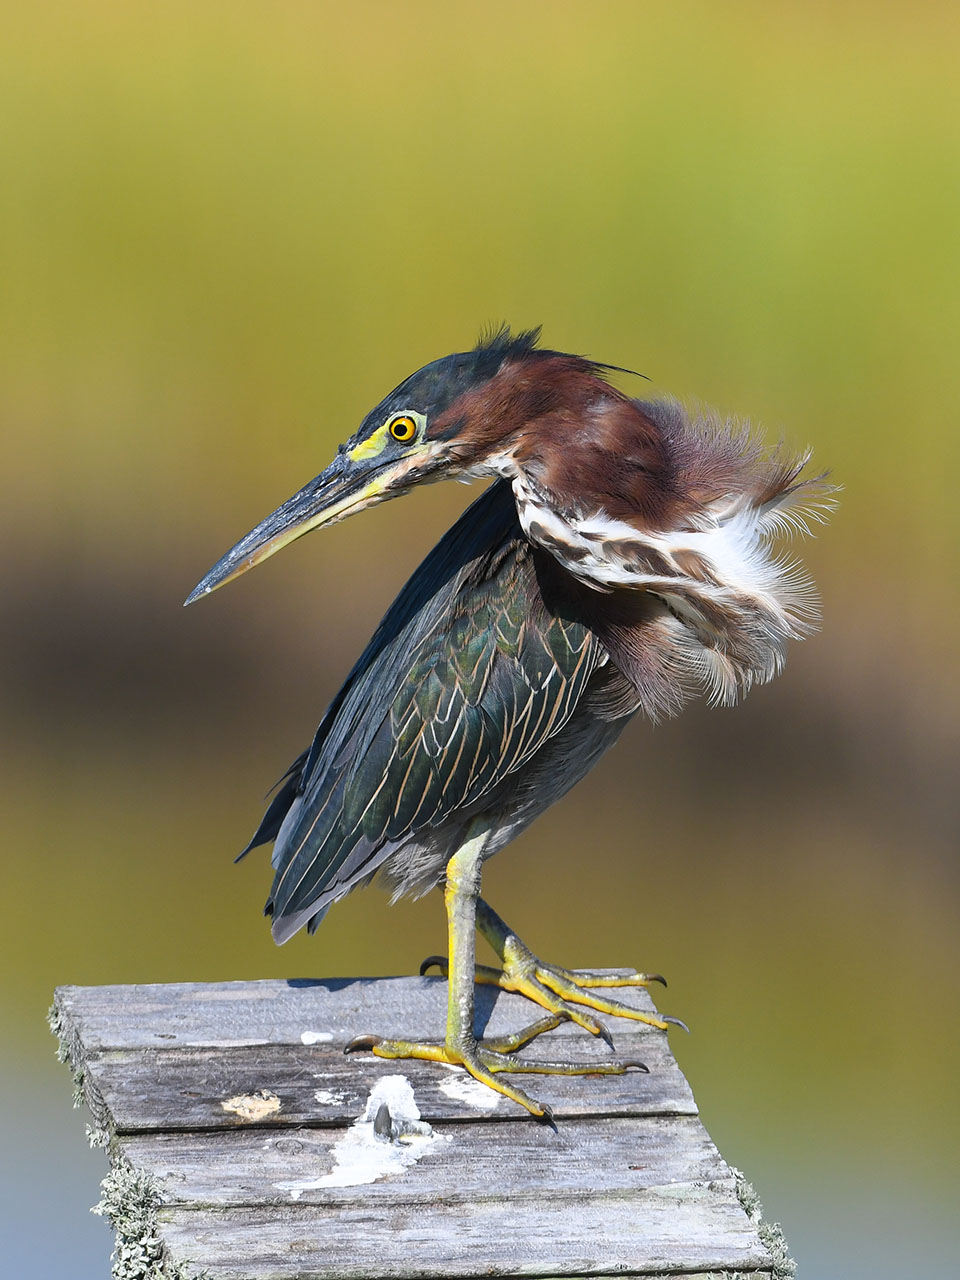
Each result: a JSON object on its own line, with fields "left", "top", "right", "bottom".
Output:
{"left": 533, "top": 965, "right": 672, "bottom": 1030}
{"left": 564, "top": 969, "right": 668, "bottom": 989}
{"left": 507, "top": 971, "right": 615, "bottom": 1040}
{"left": 480, "top": 1047, "right": 649, "bottom": 1077}
{"left": 482, "top": 1014, "right": 566, "bottom": 1054}
{"left": 455, "top": 1043, "right": 553, "bottom": 1118}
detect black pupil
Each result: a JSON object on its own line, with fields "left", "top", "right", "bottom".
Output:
{"left": 394, "top": 418, "right": 411, "bottom": 437}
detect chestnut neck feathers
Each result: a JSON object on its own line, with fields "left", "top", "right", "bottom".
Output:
{"left": 433, "top": 353, "right": 833, "bottom": 714}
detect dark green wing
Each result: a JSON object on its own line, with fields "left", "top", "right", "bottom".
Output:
{"left": 255, "top": 482, "right": 603, "bottom": 942}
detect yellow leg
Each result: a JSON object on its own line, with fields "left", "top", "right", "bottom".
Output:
{"left": 344, "top": 832, "right": 650, "bottom": 1119}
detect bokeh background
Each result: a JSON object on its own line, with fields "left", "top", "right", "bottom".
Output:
{"left": 2, "top": 2, "right": 958, "bottom": 1276}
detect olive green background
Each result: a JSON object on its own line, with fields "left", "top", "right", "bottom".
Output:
{"left": 2, "top": 3, "right": 957, "bottom": 1276}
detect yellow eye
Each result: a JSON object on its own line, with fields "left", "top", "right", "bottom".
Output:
{"left": 389, "top": 414, "right": 417, "bottom": 442}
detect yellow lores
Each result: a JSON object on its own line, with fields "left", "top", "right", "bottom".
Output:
{"left": 348, "top": 412, "right": 423, "bottom": 461}
{"left": 347, "top": 422, "right": 392, "bottom": 461}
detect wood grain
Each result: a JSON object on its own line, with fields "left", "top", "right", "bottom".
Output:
{"left": 156, "top": 1190, "right": 771, "bottom": 1279}
{"left": 119, "top": 1115, "right": 727, "bottom": 1207}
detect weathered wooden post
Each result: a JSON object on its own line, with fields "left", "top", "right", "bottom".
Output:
{"left": 51, "top": 974, "right": 794, "bottom": 1279}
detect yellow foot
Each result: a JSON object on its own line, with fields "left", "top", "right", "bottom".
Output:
{"left": 420, "top": 949, "right": 686, "bottom": 1037}
{"left": 344, "top": 1017, "right": 648, "bottom": 1120}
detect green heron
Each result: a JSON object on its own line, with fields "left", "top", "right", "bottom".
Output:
{"left": 187, "top": 327, "right": 832, "bottom": 1118}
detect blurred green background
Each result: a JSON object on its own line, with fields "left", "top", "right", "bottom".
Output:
{"left": 1, "top": 2, "right": 957, "bottom": 1275}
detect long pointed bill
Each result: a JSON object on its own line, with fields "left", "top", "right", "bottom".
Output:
{"left": 185, "top": 453, "right": 396, "bottom": 605}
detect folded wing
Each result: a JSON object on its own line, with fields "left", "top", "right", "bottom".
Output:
{"left": 249, "top": 482, "right": 604, "bottom": 943}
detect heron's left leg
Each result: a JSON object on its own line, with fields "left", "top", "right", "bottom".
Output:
{"left": 346, "top": 830, "right": 649, "bottom": 1118}
{"left": 422, "top": 897, "right": 683, "bottom": 1034}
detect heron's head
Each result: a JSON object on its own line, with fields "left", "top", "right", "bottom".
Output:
{"left": 185, "top": 326, "right": 630, "bottom": 604}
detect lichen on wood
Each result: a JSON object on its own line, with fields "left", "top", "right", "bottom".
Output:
{"left": 733, "top": 1169, "right": 797, "bottom": 1280}
{"left": 94, "top": 1160, "right": 207, "bottom": 1280}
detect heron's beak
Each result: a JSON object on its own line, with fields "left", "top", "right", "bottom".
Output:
{"left": 185, "top": 452, "right": 401, "bottom": 605}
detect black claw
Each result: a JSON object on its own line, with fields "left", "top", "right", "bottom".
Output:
{"left": 624, "top": 1059, "right": 649, "bottom": 1073}
{"left": 537, "top": 1102, "right": 558, "bottom": 1131}
{"left": 648, "top": 973, "right": 668, "bottom": 988}
{"left": 344, "top": 1034, "right": 382, "bottom": 1054}
{"left": 661, "top": 1015, "right": 690, "bottom": 1034}
{"left": 419, "top": 955, "right": 446, "bottom": 976}
{"left": 596, "top": 1021, "right": 616, "bottom": 1051}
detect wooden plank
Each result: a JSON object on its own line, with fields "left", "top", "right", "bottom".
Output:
{"left": 155, "top": 1186, "right": 771, "bottom": 1279}
{"left": 122, "top": 1118, "right": 767, "bottom": 1277}
{"left": 55, "top": 976, "right": 695, "bottom": 1134}
{"left": 54, "top": 975, "right": 666, "bottom": 1051}
{"left": 53, "top": 979, "right": 782, "bottom": 1280}
{"left": 82, "top": 1032, "right": 691, "bottom": 1134}
{"left": 118, "top": 1115, "right": 727, "bottom": 1207}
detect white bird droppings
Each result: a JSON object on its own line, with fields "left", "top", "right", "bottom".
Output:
{"left": 300, "top": 1030, "right": 334, "bottom": 1045}
{"left": 275, "top": 1075, "right": 446, "bottom": 1197}
{"left": 313, "top": 1088, "right": 347, "bottom": 1106}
